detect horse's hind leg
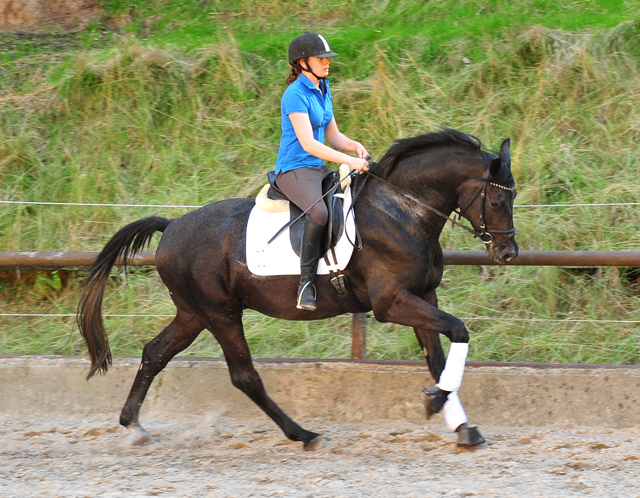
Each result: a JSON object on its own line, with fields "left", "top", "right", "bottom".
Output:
{"left": 119, "top": 311, "right": 204, "bottom": 445}
{"left": 414, "top": 326, "right": 448, "bottom": 413}
{"left": 416, "top": 327, "right": 446, "bottom": 383}
{"left": 414, "top": 292, "right": 447, "bottom": 385}
{"left": 211, "top": 314, "right": 325, "bottom": 451}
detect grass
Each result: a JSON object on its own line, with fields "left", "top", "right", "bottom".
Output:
{"left": 2, "top": 265, "right": 638, "bottom": 364}
{"left": 1, "top": 0, "right": 639, "bottom": 363}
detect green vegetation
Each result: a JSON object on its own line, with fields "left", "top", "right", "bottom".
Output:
{"left": 1, "top": 0, "right": 639, "bottom": 364}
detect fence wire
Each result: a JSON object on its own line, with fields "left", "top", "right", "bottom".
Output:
{"left": 2, "top": 200, "right": 640, "bottom": 209}
{"left": 1, "top": 313, "right": 639, "bottom": 324}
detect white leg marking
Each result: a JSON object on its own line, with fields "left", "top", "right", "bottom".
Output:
{"left": 436, "top": 342, "right": 469, "bottom": 392}
{"left": 443, "top": 391, "right": 468, "bottom": 432}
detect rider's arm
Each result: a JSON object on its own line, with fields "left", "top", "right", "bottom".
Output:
{"left": 289, "top": 113, "right": 369, "bottom": 172}
{"left": 325, "top": 118, "right": 369, "bottom": 160}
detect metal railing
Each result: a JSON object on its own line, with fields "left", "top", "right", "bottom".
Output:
{"left": 2, "top": 250, "right": 639, "bottom": 359}
{"left": 2, "top": 250, "right": 640, "bottom": 268}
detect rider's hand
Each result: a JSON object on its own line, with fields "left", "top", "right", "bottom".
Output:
{"left": 355, "top": 142, "right": 369, "bottom": 160}
{"left": 349, "top": 156, "right": 369, "bottom": 172}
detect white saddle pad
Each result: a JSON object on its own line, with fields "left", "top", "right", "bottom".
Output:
{"left": 246, "top": 188, "right": 357, "bottom": 276}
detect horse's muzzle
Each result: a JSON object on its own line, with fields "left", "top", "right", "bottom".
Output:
{"left": 486, "top": 238, "right": 518, "bottom": 264}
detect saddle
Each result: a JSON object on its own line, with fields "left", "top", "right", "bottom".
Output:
{"left": 251, "top": 165, "right": 367, "bottom": 313}
{"left": 261, "top": 168, "right": 348, "bottom": 257}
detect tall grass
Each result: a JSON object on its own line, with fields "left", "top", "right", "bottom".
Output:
{"left": 1, "top": 1, "right": 639, "bottom": 363}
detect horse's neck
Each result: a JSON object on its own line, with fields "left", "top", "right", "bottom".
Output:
{"left": 385, "top": 157, "right": 467, "bottom": 217}
{"left": 361, "top": 176, "right": 451, "bottom": 244}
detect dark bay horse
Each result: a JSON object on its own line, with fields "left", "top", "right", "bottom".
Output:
{"left": 78, "top": 129, "right": 518, "bottom": 449}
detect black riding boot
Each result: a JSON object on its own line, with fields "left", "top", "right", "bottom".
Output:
{"left": 297, "top": 216, "right": 326, "bottom": 311}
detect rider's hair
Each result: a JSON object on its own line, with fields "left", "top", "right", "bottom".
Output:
{"left": 286, "top": 61, "right": 303, "bottom": 85}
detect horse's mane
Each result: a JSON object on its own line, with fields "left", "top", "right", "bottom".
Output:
{"left": 372, "top": 128, "right": 483, "bottom": 179}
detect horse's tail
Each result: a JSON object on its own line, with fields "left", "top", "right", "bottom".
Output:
{"left": 77, "top": 216, "right": 171, "bottom": 380}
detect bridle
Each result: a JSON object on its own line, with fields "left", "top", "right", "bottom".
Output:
{"left": 355, "top": 166, "right": 517, "bottom": 250}
{"left": 453, "top": 168, "right": 517, "bottom": 250}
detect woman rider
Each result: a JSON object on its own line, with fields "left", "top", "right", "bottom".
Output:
{"left": 275, "top": 31, "right": 370, "bottom": 311}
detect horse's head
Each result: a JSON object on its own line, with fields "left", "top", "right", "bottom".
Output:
{"left": 456, "top": 138, "right": 519, "bottom": 264}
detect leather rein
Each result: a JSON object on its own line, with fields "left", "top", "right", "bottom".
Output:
{"left": 353, "top": 165, "right": 517, "bottom": 250}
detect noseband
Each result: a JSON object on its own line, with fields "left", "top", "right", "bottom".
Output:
{"left": 358, "top": 167, "right": 516, "bottom": 249}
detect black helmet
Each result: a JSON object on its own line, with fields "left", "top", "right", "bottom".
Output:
{"left": 288, "top": 31, "right": 339, "bottom": 64}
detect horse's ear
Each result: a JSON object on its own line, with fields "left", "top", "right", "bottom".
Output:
{"left": 500, "top": 138, "right": 511, "bottom": 170}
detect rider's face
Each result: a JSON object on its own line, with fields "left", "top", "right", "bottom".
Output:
{"left": 302, "top": 57, "right": 330, "bottom": 78}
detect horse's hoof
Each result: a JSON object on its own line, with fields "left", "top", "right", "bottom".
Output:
{"left": 125, "top": 425, "right": 155, "bottom": 446}
{"left": 303, "top": 435, "right": 327, "bottom": 452}
{"left": 423, "top": 386, "right": 449, "bottom": 419}
{"left": 132, "top": 434, "right": 156, "bottom": 446}
{"left": 456, "top": 423, "right": 486, "bottom": 447}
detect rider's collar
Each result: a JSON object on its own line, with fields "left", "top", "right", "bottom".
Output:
{"left": 298, "top": 72, "right": 327, "bottom": 93}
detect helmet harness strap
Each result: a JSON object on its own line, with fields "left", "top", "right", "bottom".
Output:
{"left": 301, "top": 57, "right": 327, "bottom": 96}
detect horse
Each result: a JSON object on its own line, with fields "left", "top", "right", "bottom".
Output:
{"left": 77, "top": 128, "right": 518, "bottom": 449}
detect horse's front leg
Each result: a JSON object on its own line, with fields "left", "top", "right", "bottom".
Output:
{"left": 420, "top": 335, "right": 484, "bottom": 446}
{"left": 374, "top": 290, "right": 485, "bottom": 446}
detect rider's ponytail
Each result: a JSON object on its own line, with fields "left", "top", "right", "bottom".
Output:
{"left": 286, "top": 62, "right": 302, "bottom": 85}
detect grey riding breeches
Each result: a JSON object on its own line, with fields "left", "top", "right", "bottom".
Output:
{"left": 276, "top": 165, "right": 334, "bottom": 226}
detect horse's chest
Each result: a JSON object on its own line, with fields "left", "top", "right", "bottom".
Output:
{"left": 425, "top": 265, "right": 443, "bottom": 292}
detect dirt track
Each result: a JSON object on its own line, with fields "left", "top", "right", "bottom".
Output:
{"left": 1, "top": 414, "right": 639, "bottom": 498}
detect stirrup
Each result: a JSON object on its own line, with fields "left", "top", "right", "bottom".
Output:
{"left": 296, "top": 282, "right": 316, "bottom": 311}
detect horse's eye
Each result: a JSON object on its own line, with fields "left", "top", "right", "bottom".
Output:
{"left": 490, "top": 200, "right": 504, "bottom": 209}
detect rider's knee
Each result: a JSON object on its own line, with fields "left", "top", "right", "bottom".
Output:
{"left": 308, "top": 204, "right": 328, "bottom": 226}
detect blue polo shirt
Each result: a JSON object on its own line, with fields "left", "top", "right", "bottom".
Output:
{"left": 275, "top": 73, "right": 334, "bottom": 174}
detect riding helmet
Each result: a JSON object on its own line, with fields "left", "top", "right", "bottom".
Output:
{"left": 288, "top": 32, "right": 339, "bottom": 64}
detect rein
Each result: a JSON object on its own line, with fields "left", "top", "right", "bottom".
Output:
{"left": 266, "top": 163, "right": 516, "bottom": 251}
{"left": 358, "top": 166, "right": 516, "bottom": 249}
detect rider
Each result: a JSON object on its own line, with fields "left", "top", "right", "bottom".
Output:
{"left": 275, "top": 31, "right": 370, "bottom": 312}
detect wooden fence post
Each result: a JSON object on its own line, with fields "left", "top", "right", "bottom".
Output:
{"left": 351, "top": 313, "right": 367, "bottom": 359}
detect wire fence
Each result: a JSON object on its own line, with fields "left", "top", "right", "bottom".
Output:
{"left": 2, "top": 200, "right": 640, "bottom": 209}
{"left": 2, "top": 313, "right": 639, "bottom": 324}
{"left": 2, "top": 197, "right": 639, "bottom": 358}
